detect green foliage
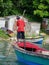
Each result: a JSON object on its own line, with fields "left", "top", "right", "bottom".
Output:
{"left": 34, "top": 10, "right": 49, "bottom": 17}
{"left": 38, "top": 3, "right": 47, "bottom": 10}
{"left": 33, "top": 0, "right": 49, "bottom": 18}
{"left": 46, "top": 0, "right": 49, "bottom": 3}
{"left": 0, "top": 29, "right": 9, "bottom": 39}
{"left": 0, "top": 0, "right": 49, "bottom": 19}
{"left": 0, "top": 0, "right": 13, "bottom": 16}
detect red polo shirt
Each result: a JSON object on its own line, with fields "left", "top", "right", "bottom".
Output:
{"left": 17, "top": 19, "right": 25, "bottom": 32}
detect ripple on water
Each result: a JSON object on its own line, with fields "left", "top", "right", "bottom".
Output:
{"left": 0, "top": 40, "right": 27, "bottom": 65}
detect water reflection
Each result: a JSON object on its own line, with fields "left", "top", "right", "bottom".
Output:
{"left": 0, "top": 40, "right": 27, "bottom": 65}
{"left": 0, "top": 40, "right": 8, "bottom": 56}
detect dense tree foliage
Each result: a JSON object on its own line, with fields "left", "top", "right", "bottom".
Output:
{"left": 0, "top": 0, "right": 49, "bottom": 18}
{"left": 0, "top": 0, "right": 13, "bottom": 16}
{"left": 33, "top": 0, "right": 49, "bottom": 17}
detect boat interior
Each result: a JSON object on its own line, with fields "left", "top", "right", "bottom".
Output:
{"left": 17, "top": 42, "right": 43, "bottom": 52}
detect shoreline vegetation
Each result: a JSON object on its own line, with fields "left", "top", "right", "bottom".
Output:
{"left": 0, "top": 28, "right": 10, "bottom": 41}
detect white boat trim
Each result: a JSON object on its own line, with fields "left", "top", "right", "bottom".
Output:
{"left": 26, "top": 38, "right": 43, "bottom": 42}
{"left": 42, "top": 51, "right": 49, "bottom": 55}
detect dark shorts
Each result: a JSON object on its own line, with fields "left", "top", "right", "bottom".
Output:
{"left": 17, "top": 31, "right": 25, "bottom": 39}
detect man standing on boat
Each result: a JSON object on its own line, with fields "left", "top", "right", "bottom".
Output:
{"left": 13, "top": 16, "right": 25, "bottom": 42}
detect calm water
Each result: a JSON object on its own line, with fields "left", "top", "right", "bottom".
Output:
{"left": 0, "top": 40, "right": 27, "bottom": 65}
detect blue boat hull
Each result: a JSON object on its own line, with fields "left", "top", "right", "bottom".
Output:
{"left": 14, "top": 48, "right": 49, "bottom": 65}
{"left": 17, "top": 55, "right": 41, "bottom": 65}
{"left": 34, "top": 40, "right": 43, "bottom": 44}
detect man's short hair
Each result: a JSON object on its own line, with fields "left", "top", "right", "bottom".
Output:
{"left": 16, "top": 16, "right": 20, "bottom": 20}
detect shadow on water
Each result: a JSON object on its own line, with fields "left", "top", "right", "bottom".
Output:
{"left": 0, "top": 40, "right": 27, "bottom": 65}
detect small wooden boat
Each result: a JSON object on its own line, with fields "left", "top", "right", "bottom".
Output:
{"left": 13, "top": 42, "right": 49, "bottom": 65}
{"left": 25, "top": 36, "right": 44, "bottom": 44}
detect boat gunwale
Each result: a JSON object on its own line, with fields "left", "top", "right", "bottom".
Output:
{"left": 25, "top": 36, "right": 44, "bottom": 39}
{"left": 13, "top": 44, "right": 49, "bottom": 59}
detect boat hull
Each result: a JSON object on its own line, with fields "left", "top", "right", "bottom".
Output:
{"left": 25, "top": 37, "right": 43, "bottom": 44}
{"left": 14, "top": 47, "right": 49, "bottom": 65}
